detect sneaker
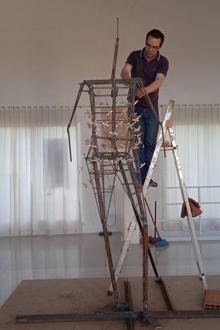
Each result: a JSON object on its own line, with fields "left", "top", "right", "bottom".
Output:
{"left": 149, "top": 179, "right": 158, "bottom": 187}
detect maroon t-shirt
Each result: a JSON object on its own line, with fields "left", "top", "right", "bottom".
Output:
{"left": 126, "top": 48, "right": 169, "bottom": 108}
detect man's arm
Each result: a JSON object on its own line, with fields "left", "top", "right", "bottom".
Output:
{"left": 120, "top": 63, "right": 132, "bottom": 79}
{"left": 136, "top": 73, "right": 166, "bottom": 98}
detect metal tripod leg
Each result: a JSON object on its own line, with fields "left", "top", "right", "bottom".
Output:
{"left": 127, "top": 162, "right": 149, "bottom": 312}
{"left": 116, "top": 160, "right": 149, "bottom": 312}
{"left": 67, "top": 82, "right": 85, "bottom": 161}
{"left": 91, "top": 161, "right": 119, "bottom": 304}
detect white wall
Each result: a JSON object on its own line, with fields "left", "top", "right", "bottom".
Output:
{"left": 0, "top": 0, "right": 220, "bottom": 105}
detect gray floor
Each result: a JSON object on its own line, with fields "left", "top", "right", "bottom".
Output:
{"left": 0, "top": 233, "right": 220, "bottom": 306}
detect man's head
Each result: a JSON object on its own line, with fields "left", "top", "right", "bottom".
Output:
{"left": 145, "top": 29, "right": 165, "bottom": 60}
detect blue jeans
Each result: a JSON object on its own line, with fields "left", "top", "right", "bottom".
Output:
{"left": 135, "top": 106, "right": 159, "bottom": 184}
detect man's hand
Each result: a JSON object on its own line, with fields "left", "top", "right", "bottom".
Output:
{"left": 136, "top": 87, "right": 147, "bottom": 98}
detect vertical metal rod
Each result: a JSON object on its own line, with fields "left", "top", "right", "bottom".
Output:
{"left": 124, "top": 280, "right": 135, "bottom": 330}
{"left": 67, "top": 82, "right": 85, "bottom": 161}
{"left": 145, "top": 199, "right": 160, "bottom": 239}
{"left": 111, "top": 81, "right": 118, "bottom": 152}
{"left": 111, "top": 17, "right": 119, "bottom": 81}
{"left": 142, "top": 222, "right": 148, "bottom": 313}
{"left": 119, "top": 160, "right": 149, "bottom": 312}
{"left": 87, "top": 83, "right": 98, "bottom": 149}
{"left": 92, "top": 161, "right": 119, "bottom": 303}
{"left": 154, "top": 201, "right": 157, "bottom": 240}
{"left": 127, "top": 162, "right": 150, "bottom": 309}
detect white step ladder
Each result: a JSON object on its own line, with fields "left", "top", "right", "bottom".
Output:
{"left": 109, "top": 100, "right": 208, "bottom": 293}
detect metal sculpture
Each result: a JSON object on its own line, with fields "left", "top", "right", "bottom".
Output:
{"left": 67, "top": 77, "right": 150, "bottom": 312}
{"left": 66, "top": 18, "right": 152, "bottom": 312}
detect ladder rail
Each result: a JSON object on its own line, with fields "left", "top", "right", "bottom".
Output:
{"left": 168, "top": 128, "right": 208, "bottom": 290}
{"left": 142, "top": 100, "right": 175, "bottom": 195}
{"left": 108, "top": 101, "right": 175, "bottom": 292}
{"left": 108, "top": 99, "right": 208, "bottom": 293}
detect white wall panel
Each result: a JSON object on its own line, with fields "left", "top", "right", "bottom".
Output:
{"left": 0, "top": 0, "right": 219, "bottom": 105}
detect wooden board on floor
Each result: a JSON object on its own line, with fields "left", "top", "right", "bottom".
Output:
{"left": 0, "top": 276, "right": 220, "bottom": 329}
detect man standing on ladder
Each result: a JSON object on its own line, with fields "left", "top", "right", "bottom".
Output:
{"left": 121, "top": 29, "right": 169, "bottom": 186}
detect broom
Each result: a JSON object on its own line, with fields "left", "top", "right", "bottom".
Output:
{"left": 144, "top": 199, "right": 169, "bottom": 247}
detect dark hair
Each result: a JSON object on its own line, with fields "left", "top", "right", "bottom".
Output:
{"left": 146, "top": 29, "right": 165, "bottom": 47}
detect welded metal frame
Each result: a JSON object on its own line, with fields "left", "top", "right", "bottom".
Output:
{"left": 82, "top": 78, "right": 149, "bottom": 310}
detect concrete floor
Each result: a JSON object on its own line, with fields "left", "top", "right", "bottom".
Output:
{"left": 2, "top": 276, "right": 220, "bottom": 330}
{"left": 0, "top": 233, "right": 220, "bottom": 305}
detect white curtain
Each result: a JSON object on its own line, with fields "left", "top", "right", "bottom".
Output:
{"left": 157, "top": 104, "right": 220, "bottom": 237}
{"left": 1, "top": 104, "right": 220, "bottom": 238}
{"left": 0, "top": 106, "right": 81, "bottom": 236}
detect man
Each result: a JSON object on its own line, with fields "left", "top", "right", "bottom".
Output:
{"left": 121, "top": 29, "right": 169, "bottom": 186}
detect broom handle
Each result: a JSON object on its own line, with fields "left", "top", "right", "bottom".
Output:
{"left": 154, "top": 201, "right": 157, "bottom": 240}
{"left": 144, "top": 198, "right": 161, "bottom": 239}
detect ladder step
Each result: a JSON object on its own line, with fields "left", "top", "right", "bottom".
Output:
{"left": 160, "top": 145, "right": 178, "bottom": 150}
